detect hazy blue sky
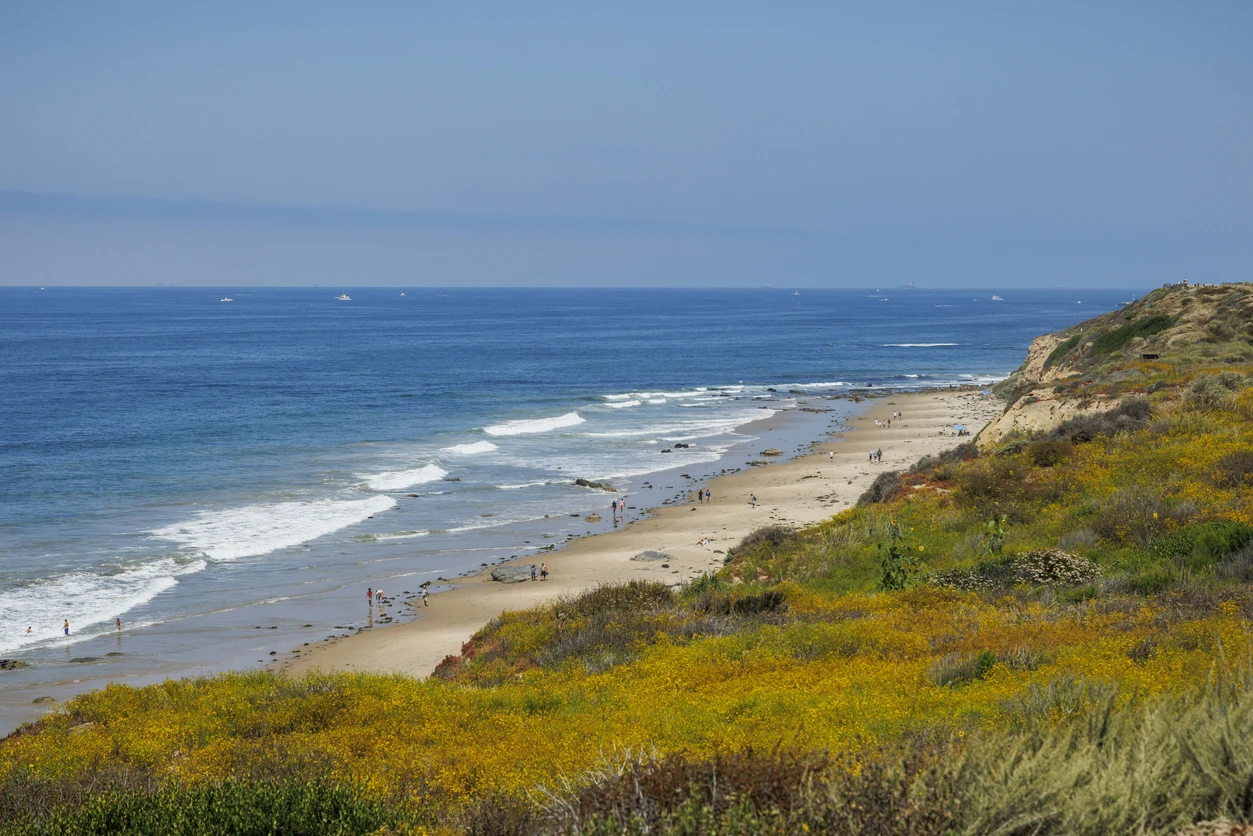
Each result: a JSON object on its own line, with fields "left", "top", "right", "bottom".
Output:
{"left": 1, "top": 2, "right": 1250, "bottom": 287}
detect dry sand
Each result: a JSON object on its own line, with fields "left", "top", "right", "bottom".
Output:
{"left": 284, "top": 388, "right": 1002, "bottom": 679}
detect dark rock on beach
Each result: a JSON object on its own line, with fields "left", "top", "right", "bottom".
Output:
{"left": 632, "top": 550, "right": 674, "bottom": 562}
{"left": 573, "top": 478, "right": 616, "bottom": 491}
{"left": 67, "top": 657, "right": 98, "bottom": 664}
{"left": 0, "top": 659, "right": 30, "bottom": 671}
{"left": 32, "top": 696, "right": 56, "bottom": 704}
{"left": 491, "top": 565, "right": 536, "bottom": 583}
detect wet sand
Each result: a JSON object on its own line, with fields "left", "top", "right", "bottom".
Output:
{"left": 286, "top": 388, "right": 1001, "bottom": 679}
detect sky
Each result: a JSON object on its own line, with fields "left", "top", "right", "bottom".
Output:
{"left": 1, "top": 2, "right": 1250, "bottom": 288}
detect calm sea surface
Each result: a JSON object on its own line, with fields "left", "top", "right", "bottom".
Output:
{"left": 0, "top": 286, "right": 1131, "bottom": 715}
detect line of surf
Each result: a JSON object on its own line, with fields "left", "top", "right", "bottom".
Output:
{"left": 151, "top": 495, "right": 396, "bottom": 561}
{"left": 483, "top": 411, "right": 585, "bottom": 436}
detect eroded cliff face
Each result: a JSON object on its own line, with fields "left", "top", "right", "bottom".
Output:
{"left": 977, "top": 283, "right": 1253, "bottom": 450}
{"left": 977, "top": 392, "right": 1124, "bottom": 448}
{"left": 977, "top": 333, "right": 1120, "bottom": 447}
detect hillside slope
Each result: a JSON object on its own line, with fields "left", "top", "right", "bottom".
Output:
{"left": 981, "top": 282, "right": 1253, "bottom": 446}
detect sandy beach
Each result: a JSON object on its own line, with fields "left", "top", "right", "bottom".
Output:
{"left": 286, "top": 388, "right": 1002, "bottom": 679}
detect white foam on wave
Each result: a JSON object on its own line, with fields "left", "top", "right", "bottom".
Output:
{"left": 360, "top": 463, "right": 448, "bottom": 491}
{"left": 882, "top": 343, "right": 961, "bottom": 347}
{"left": 646, "top": 398, "right": 666, "bottom": 404}
{"left": 374, "top": 530, "right": 430, "bottom": 542}
{"left": 484, "top": 411, "right": 584, "bottom": 436}
{"left": 602, "top": 394, "right": 633, "bottom": 401}
{"left": 152, "top": 495, "right": 396, "bottom": 561}
{"left": 605, "top": 399, "right": 641, "bottom": 409}
{"left": 496, "top": 481, "right": 549, "bottom": 490}
{"left": 792, "top": 381, "right": 848, "bottom": 388}
{"left": 0, "top": 557, "right": 205, "bottom": 655}
{"left": 440, "top": 441, "right": 498, "bottom": 455}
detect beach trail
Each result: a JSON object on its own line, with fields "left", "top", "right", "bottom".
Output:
{"left": 285, "top": 389, "right": 1002, "bottom": 679}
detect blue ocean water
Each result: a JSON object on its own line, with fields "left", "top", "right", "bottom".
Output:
{"left": 0, "top": 286, "right": 1129, "bottom": 681}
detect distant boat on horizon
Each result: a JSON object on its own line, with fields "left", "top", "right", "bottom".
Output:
{"left": 991, "top": 295, "right": 1004, "bottom": 301}
{"left": 336, "top": 294, "right": 352, "bottom": 301}
{"left": 220, "top": 297, "right": 233, "bottom": 302}
{"left": 898, "top": 282, "right": 917, "bottom": 288}
{"left": 400, "top": 292, "right": 406, "bottom": 297}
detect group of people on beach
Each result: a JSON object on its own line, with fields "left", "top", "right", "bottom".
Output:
{"left": 695, "top": 489, "right": 711, "bottom": 503}
{"left": 529, "top": 563, "right": 549, "bottom": 581}
{"left": 368, "top": 586, "right": 431, "bottom": 609}
{"left": 874, "top": 411, "right": 903, "bottom": 429}
{"left": 25, "top": 618, "right": 123, "bottom": 638}
{"left": 869, "top": 448, "right": 884, "bottom": 463}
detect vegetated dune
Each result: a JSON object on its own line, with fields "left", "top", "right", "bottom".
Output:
{"left": 5, "top": 283, "right": 1253, "bottom": 835}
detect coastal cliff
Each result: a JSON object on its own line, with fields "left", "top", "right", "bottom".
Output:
{"left": 980, "top": 282, "right": 1253, "bottom": 447}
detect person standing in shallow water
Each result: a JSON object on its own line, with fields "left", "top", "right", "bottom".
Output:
{"left": 63, "top": 619, "right": 69, "bottom": 636}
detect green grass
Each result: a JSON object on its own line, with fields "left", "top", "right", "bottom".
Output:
{"left": 1090, "top": 315, "right": 1174, "bottom": 355}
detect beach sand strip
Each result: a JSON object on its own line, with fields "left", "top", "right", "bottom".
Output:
{"left": 284, "top": 388, "right": 1002, "bottom": 679}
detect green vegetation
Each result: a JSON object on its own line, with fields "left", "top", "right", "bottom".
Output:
{"left": 4, "top": 283, "right": 1253, "bottom": 834}
{"left": 1044, "top": 333, "right": 1083, "bottom": 368}
{"left": 1090, "top": 314, "right": 1174, "bottom": 354}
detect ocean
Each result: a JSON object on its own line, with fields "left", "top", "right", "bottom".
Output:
{"left": 0, "top": 286, "right": 1130, "bottom": 723}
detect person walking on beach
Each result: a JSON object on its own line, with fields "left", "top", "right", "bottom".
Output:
{"left": 115, "top": 618, "right": 121, "bottom": 631}
{"left": 750, "top": 493, "right": 757, "bottom": 507}
{"left": 63, "top": 619, "right": 69, "bottom": 636}
{"left": 540, "top": 563, "right": 549, "bottom": 581}
{"left": 375, "top": 589, "right": 384, "bottom": 607}
{"left": 531, "top": 564, "right": 537, "bottom": 582}
{"left": 422, "top": 588, "right": 429, "bottom": 607}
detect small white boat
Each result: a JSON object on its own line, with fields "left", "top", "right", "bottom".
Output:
{"left": 991, "top": 295, "right": 1004, "bottom": 301}
{"left": 336, "top": 294, "right": 352, "bottom": 301}
{"left": 220, "top": 297, "right": 233, "bottom": 302}
{"left": 400, "top": 292, "right": 406, "bottom": 297}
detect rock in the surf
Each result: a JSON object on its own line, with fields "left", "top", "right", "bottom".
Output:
{"left": 573, "top": 478, "right": 616, "bottom": 491}
{"left": 0, "top": 659, "right": 30, "bottom": 671}
{"left": 491, "top": 565, "right": 536, "bottom": 583}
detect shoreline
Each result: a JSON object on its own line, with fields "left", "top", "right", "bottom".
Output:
{"left": 285, "top": 387, "right": 1002, "bottom": 680}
